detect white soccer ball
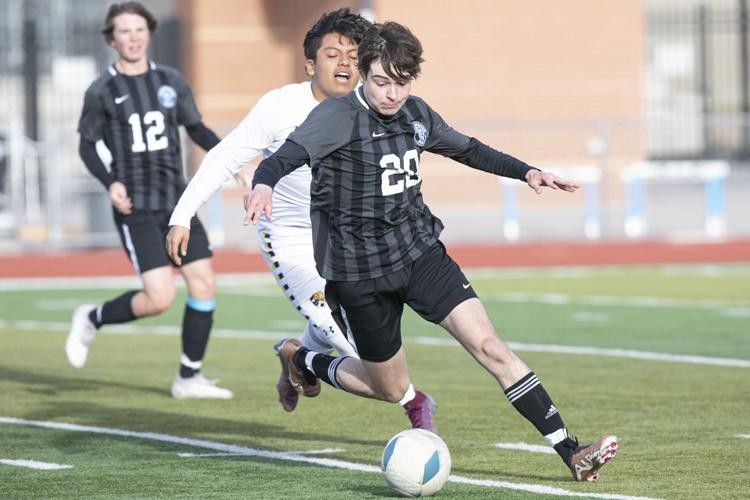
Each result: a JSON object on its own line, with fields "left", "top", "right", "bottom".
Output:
{"left": 381, "top": 428, "right": 451, "bottom": 497}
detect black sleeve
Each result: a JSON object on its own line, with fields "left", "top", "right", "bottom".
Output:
{"left": 78, "top": 88, "right": 105, "bottom": 143}
{"left": 185, "top": 121, "right": 220, "bottom": 151}
{"left": 251, "top": 140, "right": 310, "bottom": 189}
{"left": 449, "top": 137, "right": 538, "bottom": 181}
{"left": 287, "top": 97, "right": 355, "bottom": 163}
{"left": 174, "top": 70, "right": 202, "bottom": 126}
{"left": 79, "top": 137, "right": 116, "bottom": 188}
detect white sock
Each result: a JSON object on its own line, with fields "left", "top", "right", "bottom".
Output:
{"left": 544, "top": 427, "right": 569, "bottom": 446}
{"left": 398, "top": 384, "right": 416, "bottom": 406}
{"left": 304, "top": 351, "right": 317, "bottom": 373}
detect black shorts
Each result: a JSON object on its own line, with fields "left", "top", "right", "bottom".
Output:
{"left": 113, "top": 209, "right": 212, "bottom": 274}
{"left": 325, "top": 241, "right": 477, "bottom": 362}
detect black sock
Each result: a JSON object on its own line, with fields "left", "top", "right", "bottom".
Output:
{"left": 310, "top": 353, "right": 347, "bottom": 389}
{"left": 554, "top": 438, "right": 580, "bottom": 465}
{"left": 90, "top": 290, "right": 138, "bottom": 328}
{"left": 292, "top": 347, "right": 339, "bottom": 386}
{"left": 179, "top": 299, "right": 214, "bottom": 378}
{"left": 505, "top": 372, "right": 572, "bottom": 462}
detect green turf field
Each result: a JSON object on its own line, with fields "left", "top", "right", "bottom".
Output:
{"left": 1, "top": 264, "right": 749, "bottom": 499}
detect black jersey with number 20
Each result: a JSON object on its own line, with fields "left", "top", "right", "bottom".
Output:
{"left": 287, "top": 87, "right": 473, "bottom": 282}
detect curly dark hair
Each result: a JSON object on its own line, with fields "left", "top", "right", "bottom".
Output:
{"left": 357, "top": 22, "right": 424, "bottom": 83}
{"left": 101, "top": 2, "right": 158, "bottom": 42}
{"left": 303, "top": 8, "right": 372, "bottom": 61}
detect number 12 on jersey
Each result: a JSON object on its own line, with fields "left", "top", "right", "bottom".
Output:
{"left": 128, "top": 111, "right": 168, "bottom": 153}
{"left": 380, "top": 149, "right": 421, "bottom": 196}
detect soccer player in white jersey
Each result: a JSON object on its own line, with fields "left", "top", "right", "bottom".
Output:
{"left": 166, "top": 9, "right": 437, "bottom": 431}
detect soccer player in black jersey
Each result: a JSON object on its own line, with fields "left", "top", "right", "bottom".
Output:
{"left": 65, "top": 2, "right": 232, "bottom": 400}
{"left": 164, "top": 8, "right": 437, "bottom": 431}
{"left": 245, "top": 21, "right": 619, "bottom": 481}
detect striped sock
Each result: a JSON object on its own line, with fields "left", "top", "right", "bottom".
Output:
{"left": 294, "top": 349, "right": 347, "bottom": 389}
{"left": 504, "top": 371, "right": 568, "bottom": 445}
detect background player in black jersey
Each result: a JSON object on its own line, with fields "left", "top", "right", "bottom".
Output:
{"left": 66, "top": 1, "right": 232, "bottom": 400}
{"left": 244, "top": 21, "right": 619, "bottom": 481}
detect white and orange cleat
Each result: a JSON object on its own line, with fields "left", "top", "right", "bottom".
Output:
{"left": 569, "top": 434, "right": 619, "bottom": 482}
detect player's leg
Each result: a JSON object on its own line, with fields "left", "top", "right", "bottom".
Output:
{"left": 440, "top": 299, "right": 617, "bottom": 481}
{"left": 275, "top": 272, "right": 437, "bottom": 431}
{"left": 65, "top": 210, "right": 173, "bottom": 368}
{"left": 274, "top": 298, "right": 359, "bottom": 411}
{"left": 259, "top": 225, "right": 357, "bottom": 410}
{"left": 258, "top": 226, "right": 356, "bottom": 355}
{"left": 171, "top": 216, "right": 232, "bottom": 400}
{"left": 420, "top": 242, "right": 617, "bottom": 481}
{"left": 176, "top": 257, "right": 215, "bottom": 377}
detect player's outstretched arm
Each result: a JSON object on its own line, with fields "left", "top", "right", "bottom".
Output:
{"left": 242, "top": 139, "right": 311, "bottom": 225}
{"left": 243, "top": 184, "right": 273, "bottom": 225}
{"left": 524, "top": 169, "right": 580, "bottom": 195}
{"left": 165, "top": 225, "right": 190, "bottom": 266}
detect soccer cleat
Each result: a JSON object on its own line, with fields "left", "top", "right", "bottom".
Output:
{"left": 569, "top": 434, "right": 619, "bottom": 482}
{"left": 274, "top": 338, "right": 321, "bottom": 398}
{"left": 403, "top": 391, "right": 438, "bottom": 434}
{"left": 275, "top": 342, "right": 300, "bottom": 412}
{"left": 65, "top": 304, "right": 98, "bottom": 368}
{"left": 171, "top": 373, "right": 234, "bottom": 400}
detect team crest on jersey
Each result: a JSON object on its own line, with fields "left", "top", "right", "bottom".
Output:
{"left": 412, "top": 121, "right": 428, "bottom": 147}
{"left": 157, "top": 85, "right": 177, "bottom": 108}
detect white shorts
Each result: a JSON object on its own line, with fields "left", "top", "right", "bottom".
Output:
{"left": 256, "top": 222, "right": 357, "bottom": 356}
{"left": 257, "top": 223, "right": 323, "bottom": 311}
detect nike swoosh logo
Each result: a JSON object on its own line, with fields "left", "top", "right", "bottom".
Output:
{"left": 114, "top": 94, "right": 130, "bottom": 104}
{"left": 462, "top": 283, "right": 471, "bottom": 289}
{"left": 372, "top": 131, "right": 386, "bottom": 137}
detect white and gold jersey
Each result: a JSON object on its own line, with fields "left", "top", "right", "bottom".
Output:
{"left": 169, "top": 81, "right": 319, "bottom": 229}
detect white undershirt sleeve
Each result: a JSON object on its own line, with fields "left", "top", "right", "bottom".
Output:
{"left": 169, "top": 92, "right": 278, "bottom": 228}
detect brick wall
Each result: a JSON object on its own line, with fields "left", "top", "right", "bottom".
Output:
{"left": 181, "top": 0, "right": 644, "bottom": 243}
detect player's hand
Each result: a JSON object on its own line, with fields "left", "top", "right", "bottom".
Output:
{"left": 525, "top": 169, "right": 580, "bottom": 195}
{"left": 166, "top": 225, "right": 190, "bottom": 266}
{"left": 243, "top": 184, "right": 273, "bottom": 225}
{"left": 108, "top": 181, "right": 133, "bottom": 214}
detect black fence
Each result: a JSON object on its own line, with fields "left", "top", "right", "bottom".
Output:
{"left": 646, "top": 0, "right": 750, "bottom": 160}
{"left": 0, "top": 0, "right": 179, "bottom": 246}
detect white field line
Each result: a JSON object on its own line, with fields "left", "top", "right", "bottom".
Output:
{"left": 493, "top": 442, "right": 557, "bottom": 455}
{"left": 412, "top": 336, "right": 750, "bottom": 368}
{"left": 0, "top": 458, "right": 73, "bottom": 470}
{"left": 0, "top": 273, "right": 274, "bottom": 291}
{"left": 736, "top": 434, "right": 750, "bottom": 439}
{"left": 722, "top": 308, "right": 750, "bottom": 318}
{"left": 2, "top": 264, "right": 749, "bottom": 291}
{"left": 178, "top": 448, "right": 345, "bottom": 458}
{"left": 177, "top": 452, "right": 250, "bottom": 458}
{"left": 466, "top": 264, "right": 750, "bottom": 280}
{"left": 570, "top": 312, "right": 610, "bottom": 323}
{"left": 2, "top": 319, "right": 749, "bottom": 369}
{"left": 2, "top": 273, "right": 749, "bottom": 311}
{"left": 485, "top": 292, "right": 749, "bottom": 310}
{"left": 0, "top": 417, "right": 658, "bottom": 500}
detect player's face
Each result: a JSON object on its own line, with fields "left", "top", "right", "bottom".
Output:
{"left": 109, "top": 13, "right": 151, "bottom": 64}
{"left": 308, "top": 32, "right": 359, "bottom": 101}
{"left": 362, "top": 59, "right": 412, "bottom": 116}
